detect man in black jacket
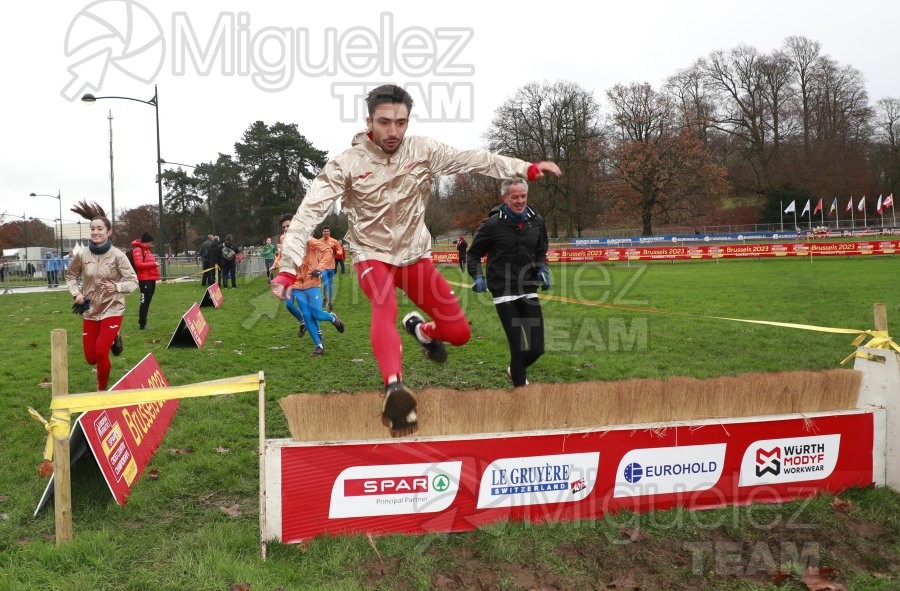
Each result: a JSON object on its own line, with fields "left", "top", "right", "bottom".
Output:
{"left": 199, "top": 234, "right": 214, "bottom": 286}
{"left": 455, "top": 235, "right": 468, "bottom": 271}
{"left": 209, "top": 236, "right": 223, "bottom": 286}
{"left": 467, "top": 179, "right": 550, "bottom": 387}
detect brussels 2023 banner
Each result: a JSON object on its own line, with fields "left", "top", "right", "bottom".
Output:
{"left": 434, "top": 240, "right": 899, "bottom": 264}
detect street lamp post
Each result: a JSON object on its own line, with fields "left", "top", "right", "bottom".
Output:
{"left": 108, "top": 109, "right": 116, "bottom": 228}
{"left": 82, "top": 85, "right": 165, "bottom": 278}
{"left": 29, "top": 191, "right": 63, "bottom": 256}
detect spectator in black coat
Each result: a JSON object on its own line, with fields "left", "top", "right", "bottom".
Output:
{"left": 219, "top": 234, "right": 240, "bottom": 288}
{"left": 467, "top": 179, "right": 550, "bottom": 387}
{"left": 199, "top": 234, "right": 215, "bottom": 286}
{"left": 455, "top": 235, "right": 468, "bottom": 271}
{"left": 209, "top": 236, "right": 223, "bottom": 286}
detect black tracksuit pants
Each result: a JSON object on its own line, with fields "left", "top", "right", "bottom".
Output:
{"left": 138, "top": 280, "right": 156, "bottom": 328}
{"left": 495, "top": 295, "right": 544, "bottom": 387}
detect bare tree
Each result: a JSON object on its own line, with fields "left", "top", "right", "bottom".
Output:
{"left": 447, "top": 172, "right": 502, "bottom": 233}
{"left": 115, "top": 205, "right": 159, "bottom": 249}
{"left": 699, "top": 45, "right": 775, "bottom": 192}
{"left": 606, "top": 82, "right": 730, "bottom": 235}
{"left": 873, "top": 97, "right": 900, "bottom": 195}
{"left": 810, "top": 57, "right": 872, "bottom": 146}
{"left": 783, "top": 35, "right": 822, "bottom": 159}
{"left": 485, "top": 80, "right": 605, "bottom": 237}
{"left": 807, "top": 57, "right": 874, "bottom": 195}
{"left": 667, "top": 61, "right": 717, "bottom": 143}
{"left": 759, "top": 50, "right": 796, "bottom": 158}
{"left": 424, "top": 177, "right": 455, "bottom": 240}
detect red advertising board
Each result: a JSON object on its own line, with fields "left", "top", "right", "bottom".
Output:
{"left": 264, "top": 410, "right": 876, "bottom": 543}
{"left": 35, "top": 353, "right": 177, "bottom": 513}
{"left": 167, "top": 303, "right": 210, "bottom": 349}
{"left": 431, "top": 251, "right": 458, "bottom": 265}
{"left": 434, "top": 240, "right": 900, "bottom": 264}
{"left": 200, "top": 283, "right": 224, "bottom": 308}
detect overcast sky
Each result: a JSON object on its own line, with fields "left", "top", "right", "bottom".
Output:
{"left": 2, "top": 0, "right": 898, "bottom": 229}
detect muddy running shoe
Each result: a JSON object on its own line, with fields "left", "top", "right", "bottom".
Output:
{"left": 402, "top": 311, "right": 447, "bottom": 363}
{"left": 310, "top": 344, "right": 325, "bottom": 357}
{"left": 330, "top": 313, "right": 345, "bottom": 333}
{"left": 297, "top": 322, "right": 307, "bottom": 338}
{"left": 111, "top": 334, "right": 124, "bottom": 357}
{"left": 382, "top": 381, "right": 418, "bottom": 437}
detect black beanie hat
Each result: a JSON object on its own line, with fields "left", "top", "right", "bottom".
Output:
{"left": 141, "top": 232, "right": 154, "bottom": 243}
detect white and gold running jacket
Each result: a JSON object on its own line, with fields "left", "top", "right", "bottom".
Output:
{"left": 277, "top": 131, "right": 533, "bottom": 273}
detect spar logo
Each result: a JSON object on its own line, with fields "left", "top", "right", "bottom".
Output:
{"left": 739, "top": 434, "right": 840, "bottom": 486}
{"left": 614, "top": 444, "right": 725, "bottom": 498}
{"left": 476, "top": 452, "right": 599, "bottom": 509}
{"left": 343, "top": 472, "right": 451, "bottom": 496}
{"left": 329, "top": 461, "right": 461, "bottom": 519}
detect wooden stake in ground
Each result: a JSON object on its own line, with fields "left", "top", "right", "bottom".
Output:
{"left": 257, "top": 371, "right": 267, "bottom": 561}
{"left": 874, "top": 303, "right": 888, "bottom": 332}
{"left": 51, "top": 328, "right": 72, "bottom": 544}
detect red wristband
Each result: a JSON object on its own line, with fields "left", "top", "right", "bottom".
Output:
{"left": 526, "top": 163, "right": 541, "bottom": 181}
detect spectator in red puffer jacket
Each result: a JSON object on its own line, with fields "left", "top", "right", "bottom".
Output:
{"left": 131, "top": 232, "right": 161, "bottom": 330}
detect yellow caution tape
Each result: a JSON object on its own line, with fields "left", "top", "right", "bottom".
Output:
{"left": 27, "top": 407, "right": 71, "bottom": 462}
{"left": 840, "top": 330, "right": 900, "bottom": 364}
{"left": 30, "top": 374, "right": 263, "bottom": 464}
{"left": 48, "top": 374, "right": 262, "bottom": 414}
{"left": 449, "top": 280, "right": 899, "bottom": 364}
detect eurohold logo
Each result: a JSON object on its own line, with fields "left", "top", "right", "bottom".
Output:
{"left": 739, "top": 434, "right": 840, "bottom": 486}
{"left": 328, "top": 461, "right": 461, "bottom": 519}
{"left": 614, "top": 444, "right": 726, "bottom": 498}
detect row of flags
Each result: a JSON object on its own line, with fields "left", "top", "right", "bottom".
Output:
{"left": 784, "top": 195, "right": 895, "bottom": 216}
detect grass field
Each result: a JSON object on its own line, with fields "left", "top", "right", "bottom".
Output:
{"left": 0, "top": 256, "right": 898, "bottom": 590}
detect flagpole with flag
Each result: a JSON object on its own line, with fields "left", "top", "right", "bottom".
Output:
{"left": 858, "top": 195, "right": 867, "bottom": 228}
{"left": 801, "top": 199, "right": 811, "bottom": 230}
{"left": 783, "top": 200, "right": 796, "bottom": 232}
{"left": 877, "top": 194, "right": 884, "bottom": 228}
{"left": 813, "top": 197, "right": 823, "bottom": 226}
{"left": 779, "top": 200, "right": 783, "bottom": 232}
{"left": 847, "top": 196, "right": 854, "bottom": 229}
{"left": 829, "top": 197, "right": 839, "bottom": 229}
{"left": 886, "top": 193, "right": 896, "bottom": 227}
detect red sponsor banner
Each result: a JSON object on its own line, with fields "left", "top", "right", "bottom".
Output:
{"left": 480, "top": 240, "right": 900, "bottom": 264}
{"left": 431, "top": 251, "right": 459, "bottom": 265}
{"left": 35, "top": 354, "right": 176, "bottom": 513}
{"left": 265, "top": 410, "right": 875, "bottom": 543}
{"left": 167, "top": 303, "right": 210, "bottom": 349}
{"left": 200, "top": 283, "right": 224, "bottom": 308}
{"left": 83, "top": 354, "right": 176, "bottom": 504}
